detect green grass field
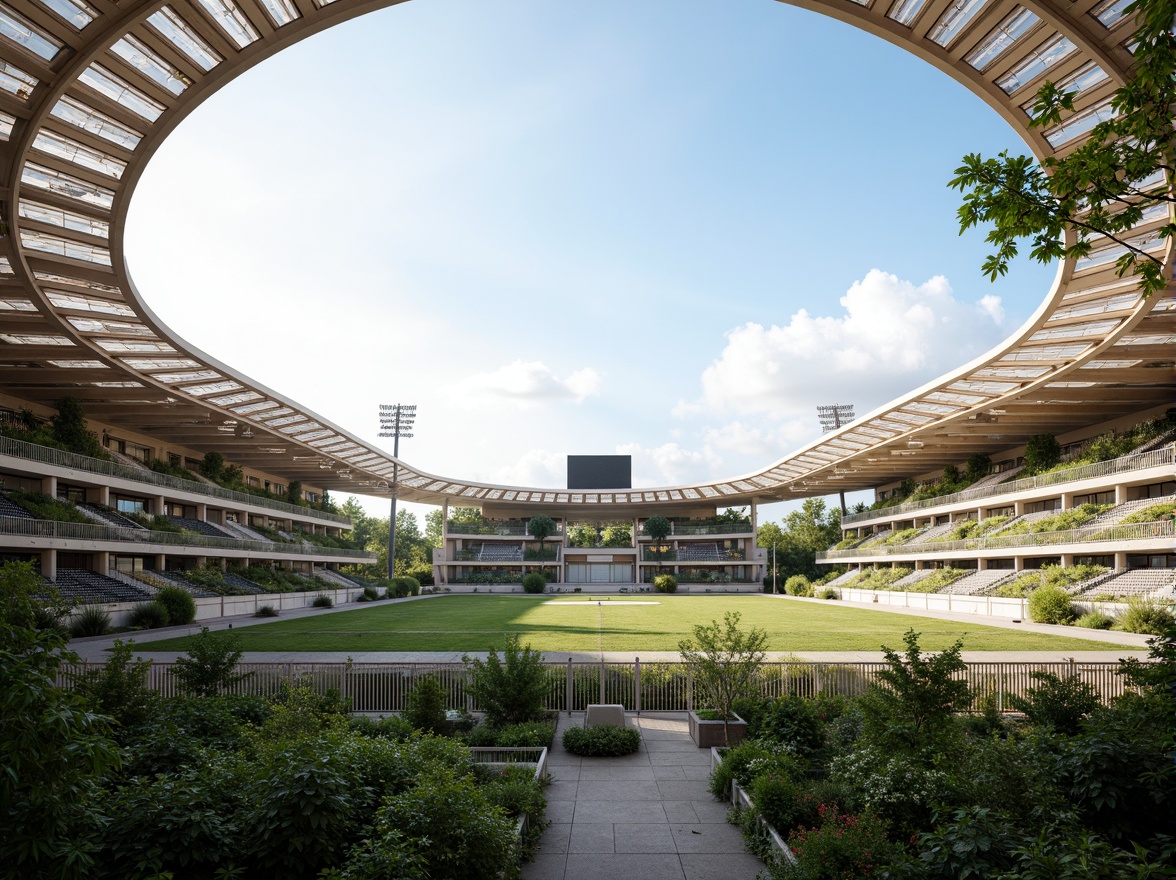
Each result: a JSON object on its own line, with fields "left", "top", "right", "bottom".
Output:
{"left": 145, "top": 594, "right": 1126, "bottom": 653}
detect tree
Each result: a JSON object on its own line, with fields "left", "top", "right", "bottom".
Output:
{"left": 1023, "top": 434, "right": 1061, "bottom": 475}
{"left": 463, "top": 634, "right": 548, "bottom": 726}
{"left": 171, "top": 626, "right": 252, "bottom": 697}
{"left": 951, "top": 0, "right": 1175, "bottom": 298}
{"left": 285, "top": 480, "right": 302, "bottom": 505}
{"left": 644, "top": 515, "right": 671, "bottom": 571}
{"left": 50, "top": 397, "right": 102, "bottom": 457}
{"left": 199, "top": 451, "right": 225, "bottom": 482}
{"left": 423, "top": 508, "right": 444, "bottom": 548}
{"left": 759, "top": 498, "right": 842, "bottom": 584}
{"left": 528, "top": 514, "right": 556, "bottom": 552}
{"left": 679, "top": 612, "right": 767, "bottom": 744}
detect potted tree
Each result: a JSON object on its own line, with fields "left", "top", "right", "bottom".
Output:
{"left": 679, "top": 611, "right": 767, "bottom": 747}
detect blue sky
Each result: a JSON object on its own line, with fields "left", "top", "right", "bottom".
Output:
{"left": 124, "top": 0, "right": 1058, "bottom": 524}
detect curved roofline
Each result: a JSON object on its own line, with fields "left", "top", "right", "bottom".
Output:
{"left": 0, "top": 0, "right": 1171, "bottom": 513}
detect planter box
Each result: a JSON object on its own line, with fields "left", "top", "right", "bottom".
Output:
{"left": 687, "top": 710, "right": 747, "bottom": 748}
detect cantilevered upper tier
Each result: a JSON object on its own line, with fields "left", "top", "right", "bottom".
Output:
{"left": 0, "top": 0, "right": 1171, "bottom": 511}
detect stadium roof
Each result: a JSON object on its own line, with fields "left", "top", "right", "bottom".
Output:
{"left": 0, "top": 0, "right": 1170, "bottom": 509}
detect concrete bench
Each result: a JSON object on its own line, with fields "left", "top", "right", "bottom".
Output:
{"left": 585, "top": 703, "right": 626, "bottom": 729}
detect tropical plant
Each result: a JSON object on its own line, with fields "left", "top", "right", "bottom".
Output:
{"left": 678, "top": 611, "right": 768, "bottom": 744}
{"left": 69, "top": 604, "right": 111, "bottom": 637}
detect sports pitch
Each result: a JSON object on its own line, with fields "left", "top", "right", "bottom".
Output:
{"left": 146, "top": 594, "right": 1126, "bottom": 653}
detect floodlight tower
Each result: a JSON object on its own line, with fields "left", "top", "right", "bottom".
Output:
{"left": 816, "top": 404, "right": 855, "bottom": 517}
{"left": 378, "top": 403, "right": 416, "bottom": 579}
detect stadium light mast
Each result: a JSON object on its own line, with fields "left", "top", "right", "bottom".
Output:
{"left": 378, "top": 403, "right": 416, "bottom": 579}
{"left": 816, "top": 404, "right": 855, "bottom": 517}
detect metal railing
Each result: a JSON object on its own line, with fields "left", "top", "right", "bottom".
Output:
{"left": 842, "top": 446, "right": 1176, "bottom": 526}
{"left": 0, "top": 435, "right": 351, "bottom": 525}
{"left": 446, "top": 520, "right": 540, "bottom": 536}
{"left": 523, "top": 547, "right": 560, "bottom": 561}
{"left": 818, "top": 518, "right": 1174, "bottom": 559}
{"left": 637, "top": 520, "right": 754, "bottom": 537}
{"left": 60, "top": 658, "right": 1134, "bottom": 713}
{"left": 640, "top": 548, "right": 748, "bottom": 562}
{"left": 0, "top": 515, "right": 373, "bottom": 559}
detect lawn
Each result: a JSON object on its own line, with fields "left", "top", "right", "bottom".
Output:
{"left": 145, "top": 594, "right": 1127, "bottom": 653}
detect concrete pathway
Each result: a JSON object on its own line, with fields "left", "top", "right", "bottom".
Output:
{"left": 524, "top": 713, "right": 763, "bottom": 880}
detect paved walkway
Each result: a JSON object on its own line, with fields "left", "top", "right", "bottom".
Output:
{"left": 524, "top": 713, "right": 763, "bottom": 880}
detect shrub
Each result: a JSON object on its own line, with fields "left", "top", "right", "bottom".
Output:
{"left": 753, "top": 696, "right": 825, "bottom": 756}
{"left": 1027, "top": 584, "right": 1077, "bottom": 624}
{"left": 562, "top": 724, "right": 641, "bottom": 756}
{"left": 1007, "top": 671, "right": 1100, "bottom": 735}
{"left": 708, "top": 739, "right": 786, "bottom": 800}
{"left": 69, "top": 604, "right": 111, "bottom": 637}
{"left": 783, "top": 804, "right": 897, "bottom": 880}
{"left": 751, "top": 772, "right": 820, "bottom": 836}
{"left": 312, "top": 593, "right": 334, "bottom": 608}
{"left": 464, "top": 720, "right": 555, "bottom": 748}
{"left": 378, "top": 768, "right": 517, "bottom": 880}
{"left": 404, "top": 674, "right": 448, "bottom": 734}
{"left": 74, "top": 638, "right": 155, "bottom": 731}
{"left": 521, "top": 572, "right": 546, "bottom": 594}
{"left": 784, "top": 575, "right": 812, "bottom": 597}
{"left": 1115, "top": 596, "right": 1175, "bottom": 635}
{"left": 820, "top": 587, "right": 838, "bottom": 600}
{"left": 128, "top": 601, "right": 170, "bottom": 629}
{"left": 1022, "top": 433, "right": 1061, "bottom": 475}
{"left": 464, "top": 634, "right": 549, "bottom": 726}
{"left": 171, "top": 627, "right": 252, "bottom": 697}
{"left": 1076, "top": 610, "right": 1114, "bottom": 629}
{"left": 361, "top": 585, "right": 380, "bottom": 601}
{"left": 154, "top": 586, "right": 196, "bottom": 625}
{"left": 255, "top": 604, "right": 279, "bottom": 618}
{"left": 653, "top": 573, "right": 678, "bottom": 593}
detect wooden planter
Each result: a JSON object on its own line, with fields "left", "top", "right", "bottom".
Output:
{"left": 687, "top": 710, "right": 747, "bottom": 748}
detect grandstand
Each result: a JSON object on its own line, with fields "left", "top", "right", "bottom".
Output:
{"left": 0, "top": 0, "right": 1170, "bottom": 606}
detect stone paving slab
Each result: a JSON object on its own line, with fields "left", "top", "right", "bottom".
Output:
{"left": 522, "top": 713, "right": 762, "bottom": 880}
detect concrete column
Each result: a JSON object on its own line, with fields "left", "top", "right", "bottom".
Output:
{"left": 41, "top": 475, "right": 57, "bottom": 497}
{"left": 155, "top": 495, "right": 167, "bottom": 516}
{"left": 976, "top": 507, "right": 984, "bottom": 522}
{"left": 194, "top": 556, "right": 207, "bottom": 568}
{"left": 978, "top": 557, "right": 988, "bottom": 570}
{"left": 1014, "top": 556, "right": 1024, "bottom": 571}
{"left": 1014, "top": 500, "right": 1025, "bottom": 516}
{"left": 41, "top": 549, "right": 56, "bottom": 580}
{"left": 1114, "top": 551, "right": 1128, "bottom": 570}
{"left": 94, "top": 551, "right": 110, "bottom": 573}
{"left": 196, "top": 503, "right": 207, "bottom": 521}
{"left": 1060, "top": 492, "right": 1073, "bottom": 511}
{"left": 1114, "top": 484, "right": 1128, "bottom": 504}
{"left": 155, "top": 554, "right": 166, "bottom": 572}
{"left": 95, "top": 485, "right": 110, "bottom": 506}
{"left": 1061, "top": 554, "right": 1074, "bottom": 568}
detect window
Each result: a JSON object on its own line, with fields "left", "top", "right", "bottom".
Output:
{"left": 116, "top": 496, "right": 146, "bottom": 514}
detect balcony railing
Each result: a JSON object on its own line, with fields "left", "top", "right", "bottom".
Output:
{"left": 524, "top": 547, "right": 560, "bottom": 561}
{"left": 817, "top": 519, "right": 1174, "bottom": 559}
{"left": 639, "top": 548, "right": 748, "bottom": 562}
{"left": 842, "top": 446, "right": 1175, "bottom": 526}
{"left": 446, "top": 519, "right": 559, "bottom": 536}
{"left": 0, "top": 515, "right": 373, "bottom": 559}
{"left": 0, "top": 435, "right": 351, "bottom": 525}
{"left": 637, "top": 520, "right": 753, "bottom": 537}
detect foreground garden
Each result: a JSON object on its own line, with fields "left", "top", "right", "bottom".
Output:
{"left": 2, "top": 561, "right": 554, "bottom": 880}
{"left": 707, "top": 625, "right": 1175, "bottom": 879}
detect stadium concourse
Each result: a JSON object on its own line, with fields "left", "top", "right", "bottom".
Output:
{"left": 0, "top": 0, "right": 1171, "bottom": 616}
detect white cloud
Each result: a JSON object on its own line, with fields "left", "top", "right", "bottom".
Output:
{"left": 445, "top": 360, "right": 602, "bottom": 407}
{"left": 676, "top": 269, "right": 1007, "bottom": 419}
{"left": 615, "top": 441, "right": 721, "bottom": 487}
{"left": 492, "top": 448, "right": 568, "bottom": 487}
{"left": 701, "top": 419, "right": 812, "bottom": 458}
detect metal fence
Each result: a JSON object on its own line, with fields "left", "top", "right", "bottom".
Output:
{"left": 61, "top": 658, "right": 1132, "bottom": 714}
